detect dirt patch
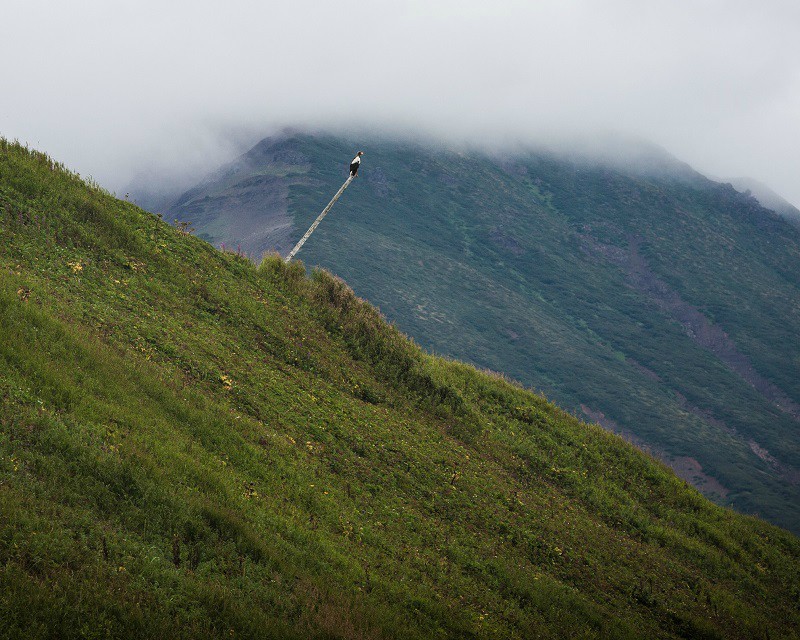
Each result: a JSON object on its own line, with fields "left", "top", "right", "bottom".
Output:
{"left": 674, "top": 391, "right": 731, "bottom": 434}
{"left": 667, "top": 456, "right": 729, "bottom": 499}
{"left": 581, "top": 405, "right": 652, "bottom": 451}
{"left": 581, "top": 404, "right": 730, "bottom": 500}
{"left": 748, "top": 440, "right": 779, "bottom": 467}
{"left": 746, "top": 439, "right": 800, "bottom": 485}
{"left": 489, "top": 228, "right": 525, "bottom": 256}
{"left": 625, "top": 357, "right": 662, "bottom": 383}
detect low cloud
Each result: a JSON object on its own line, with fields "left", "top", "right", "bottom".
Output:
{"left": 3, "top": 0, "right": 799, "bottom": 206}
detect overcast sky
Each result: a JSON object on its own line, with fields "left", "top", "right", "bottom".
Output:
{"left": 3, "top": 0, "right": 799, "bottom": 206}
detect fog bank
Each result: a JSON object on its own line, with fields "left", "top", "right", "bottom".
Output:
{"left": 2, "top": 0, "right": 799, "bottom": 206}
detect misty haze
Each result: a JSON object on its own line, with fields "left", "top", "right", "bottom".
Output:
{"left": 3, "top": 0, "right": 800, "bottom": 210}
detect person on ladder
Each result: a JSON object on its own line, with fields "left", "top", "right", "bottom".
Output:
{"left": 349, "top": 151, "right": 364, "bottom": 177}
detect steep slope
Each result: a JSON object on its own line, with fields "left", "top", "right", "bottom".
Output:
{"left": 726, "top": 176, "right": 800, "bottom": 224}
{"left": 3, "top": 141, "right": 800, "bottom": 638}
{"left": 163, "top": 133, "right": 800, "bottom": 534}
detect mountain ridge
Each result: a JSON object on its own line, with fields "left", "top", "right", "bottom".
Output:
{"left": 725, "top": 175, "right": 800, "bottom": 223}
{"left": 159, "top": 132, "right": 800, "bottom": 533}
{"left": 4, "top": 138, "right": 800, "bottom": 638}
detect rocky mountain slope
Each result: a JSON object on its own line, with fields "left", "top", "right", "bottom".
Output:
{"left": 726, "top": 176, "right": 800, "bottom": 224}
{"left": 162, "top": 133, "right": 800, "bottom": 534}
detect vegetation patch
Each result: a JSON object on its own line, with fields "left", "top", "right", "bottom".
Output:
{"left": 1, "top": 139, "right": 799, "bottom": 638}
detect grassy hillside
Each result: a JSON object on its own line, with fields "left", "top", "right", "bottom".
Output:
{"left": 166, "top": 133, "right": 800, "bottom": 533}
{"left": 2, "top": 139, "right": 800, "bottom": 639}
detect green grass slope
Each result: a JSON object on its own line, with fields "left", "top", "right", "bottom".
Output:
{"left": 166, "top": 133, "right": 800, "bottom": 533}
{"left": 2, "top": 139, "right": 800, "bottom": 639}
